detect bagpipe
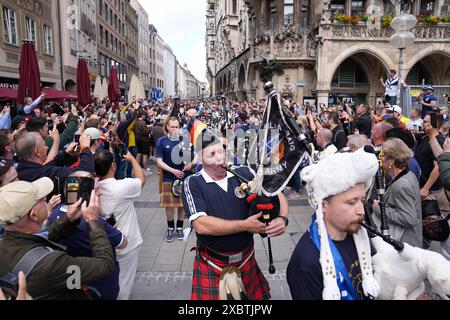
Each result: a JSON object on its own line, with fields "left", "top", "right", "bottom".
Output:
{"left": 222, "top": 164, "right": 279, "bottom": 274}
{"left": 222, "top": 82, "right": 312, "bottom": 274}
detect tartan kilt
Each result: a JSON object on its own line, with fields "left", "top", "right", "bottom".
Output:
{"left": 160, "top": 182, "right": 183, "bottom": 208}
{"left": 191, "top": 245, "right": 271, "bottom": 300}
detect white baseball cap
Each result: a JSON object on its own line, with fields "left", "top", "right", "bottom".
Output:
{"left": 0, "top": 178, "right": 54, "bottom": 224}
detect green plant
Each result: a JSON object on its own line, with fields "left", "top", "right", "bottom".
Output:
{"left": 380, "top": 15, "right": 393, "bottom": 28}
{"left": 424, "top": 15, "right": 440, "bottom": 25}
{"left": 441, "top": 15, "right": 450, "bottom": 23}
{"left": 359, "top": 13, "right": 369, "bottom": 22}
{"left": 333, "top": 13, "right": 345, "bottom": 23}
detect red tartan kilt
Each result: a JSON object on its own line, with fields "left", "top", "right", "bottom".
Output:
{"left": 191, "top": 245, "right": 271, "bottom": 300}
{"left": 160, "top": 182, "right": 183, "bottom": 208}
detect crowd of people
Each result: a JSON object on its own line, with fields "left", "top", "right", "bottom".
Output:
{"left": 1, "top": 76, "right": 450, "bottom": 300}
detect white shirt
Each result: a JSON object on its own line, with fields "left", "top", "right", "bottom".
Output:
{"left": 385, "top": 77, "right": 402, "bottom": 97}
{"left": 98, "top": 178, "right": 143, "bottom": 256}
{"left": 407, "top": 118, "right": 423, "bottom": 130}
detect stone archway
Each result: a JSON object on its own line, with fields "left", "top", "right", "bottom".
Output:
{"left": 323, "top": 47, "right": 393, "bottom": 106}
{"left": 329, "top": 52, "right": 389, "bottom": 106}
{"left": 65, "top": 79, "right": 76, "bottom": 92}
{"left": 237, "top": 63, "right": 247, "bottom": 101}
{"left": 405, "top": 51, "right": 450, "bottom": 85}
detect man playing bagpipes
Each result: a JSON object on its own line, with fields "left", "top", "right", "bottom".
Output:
{"left": 182, "top": 128, "right": 289, "bottom": 300}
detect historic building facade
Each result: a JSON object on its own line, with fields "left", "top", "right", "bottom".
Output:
{"left": 130, "top": 0, "right": 150, "bottom": 96}
{"left": 207, "top": 0, "right": 450, "bottom": 106}
{"left": 0, "top": 0, "right": 62, "bottom": 90}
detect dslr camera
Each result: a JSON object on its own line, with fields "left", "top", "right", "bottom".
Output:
{"left": 64, "top": 174, "right": 95, "bottom": 205}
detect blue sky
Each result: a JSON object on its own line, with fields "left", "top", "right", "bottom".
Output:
{"left": 141, "top": 0, "right": 207, "bottom": 82}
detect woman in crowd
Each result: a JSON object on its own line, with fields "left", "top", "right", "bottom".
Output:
{"left": 373, "top": 138, "right": 423, "bottom": 247}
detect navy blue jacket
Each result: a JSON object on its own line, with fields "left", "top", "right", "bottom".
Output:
{"left": 17, "top": 148, "right": 95, "bottom": 183}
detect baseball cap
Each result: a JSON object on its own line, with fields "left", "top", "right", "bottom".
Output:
{"left": 0, "top": 177, "right": 54, "bottom": 225}
{"left": 392, "top": 105, "right": 402, "bottom": 114}
{"left": 84, "top": 127, "right": 101, "bottom": 140}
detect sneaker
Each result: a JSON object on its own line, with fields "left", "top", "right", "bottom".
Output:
{"left": 176, "top": 228, "right": 184, "bottom": 240}
{"left": 287, "top": 190, "right": 300, "bottom": 198}
{"left": 165, "top": 228, "right": 174, "bottom": 242}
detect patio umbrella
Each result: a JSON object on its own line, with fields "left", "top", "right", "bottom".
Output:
{"left": 101, "top": 78, "right": 108, "bottom": 100}
{"left": 138, "top": 79, "right": 146, "bottom": 100}
{"left": 93, "top": 75, "right": 103, "bottom": 100}
{"left": 76, "top": 59, "right": 91, "bottom": 106}
{"left": 42, "top": 87, "right": 78, "bottom": 100}
{"left": 108, "top": 67, "right": 120, "bottom": 102}
{"left": 128, "top": 74, "right": 140, "bottom": 102}
{"left": 17, "top": 41, "right": 41, "bottom": 105}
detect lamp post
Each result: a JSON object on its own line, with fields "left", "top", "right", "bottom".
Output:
{"left": 389, "top": 13, "right": 416, "bottom": 113}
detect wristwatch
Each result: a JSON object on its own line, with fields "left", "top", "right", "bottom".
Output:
{"left": 279, "top": 216, "right": 289, "bottom": 227}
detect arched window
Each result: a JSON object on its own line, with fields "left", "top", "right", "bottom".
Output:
{"left": 284, "top": 0, "right": 294, "bottom": 25}
{"left": 332, "top": 57, "right": 369, "bottom": 88}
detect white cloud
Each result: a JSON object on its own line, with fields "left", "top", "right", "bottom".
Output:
{"left": 140, "top": 0, "right": 206, "bottom": 81}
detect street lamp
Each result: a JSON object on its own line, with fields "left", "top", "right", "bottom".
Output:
{"left": 390, "top": 13, "right": 416, "bottom": 112}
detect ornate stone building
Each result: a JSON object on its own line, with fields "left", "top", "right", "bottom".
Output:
{"left": 206, "top": 0, "right": 450, "bottom": 106}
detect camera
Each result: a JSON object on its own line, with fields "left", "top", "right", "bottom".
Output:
{"left": 64, "top": 176, "right": 95, "bottom": 205}
{"left": 117, "top": 144, "right": 128, "bottom": 158}
{"left": 0, "top": 272, "right": 18, "bottom": 299}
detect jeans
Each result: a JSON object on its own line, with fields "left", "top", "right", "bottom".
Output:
{"left": 114, "top": 149, "right": 127, "bottom": 180}
{"left": 125, "top": 147, "right": 137, "bottom": 178}
{"left": 294, "top": 167, "right": 302, "bottom": 193}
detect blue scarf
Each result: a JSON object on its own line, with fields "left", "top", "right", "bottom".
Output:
{"left": 309, "top": 214, "right": 357, "bottom": 300}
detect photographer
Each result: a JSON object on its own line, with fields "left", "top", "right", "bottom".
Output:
{"left": 94, "top": 150, "right": 144, "bottom": 300}
{"left": 16, "top": 132, "right": 95, "bottom": 186}
{"left": 47, "top": 171, "right": 127, "bottom": 300}
{"left": 0, "top": 181, "right": 115, "bottom": 300}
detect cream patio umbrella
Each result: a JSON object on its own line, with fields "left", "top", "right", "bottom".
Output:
{"left": 138, "top": 79, "right": 146, "bottom": 100}
{"left": 128, "top": 74, "right": 142, "bottom": 102}
{"left": 101, "top": 77, "right": 108, "bottom": 100}
{"left": 93, "top": 75, "right": 103, "bottom": 100}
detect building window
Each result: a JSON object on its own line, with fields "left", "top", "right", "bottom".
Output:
{"left": 25, "top": 16, "right": 37, "bottom": 43}
{"left": 299, "top": 0, "right": 310, "bottom": 26}
{"left": 330, "top": 0, "right": 345, "bottom": 14}
{"left": 232, "top": 0, "right": 237, "bottom": 14}
{"left": 43, "top": 25, "right": 52, "bottom": 55}
{"left": 351, "top": 0, "right": 365, "bottom": 14}
{"left": 100, "top": 25, "right": 103, "bottom": 44}
{"left": 284, "top": 0, "right": 294, "bottom": 25}
{"left": 420, "top": 0, "right": 435, "bottom": 15}
{"left": 105, "top": 29, "right": 108, "bottom": 47}
{"left": 98, "top": 0, "right": 102, "bottom": 15}
{"left": 2, "top": 6, "right": 17, "bottom": 45}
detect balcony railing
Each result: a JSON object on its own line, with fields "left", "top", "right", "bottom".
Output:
{"left": 326, "top": 23, "right": 450, "bottom": 41}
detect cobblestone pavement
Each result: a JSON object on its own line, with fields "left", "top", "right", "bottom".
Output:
{"left": 130, "top": 165, "right": 312, "bottom": 300}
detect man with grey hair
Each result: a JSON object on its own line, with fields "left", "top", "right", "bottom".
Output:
{"left": 16, "top": 131, "right": 95, "bottom": 186}
{"left": 315, "top": 128, "right": 337, "bottom": 159}
{"left": 347, "top": 134, "right": 371, "bottom": 152}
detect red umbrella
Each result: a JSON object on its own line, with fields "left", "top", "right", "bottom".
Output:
{"left": 17, "top": 41, "right": 41, "bottom": 105}
{"left": 76, "top": 59, "right": 91, "bottom": 107}
{"left": 42, "top": 88, "right": 78, "bottom": 100}
{"left": 108, "top": 67, "right": 120, "bottom": 102}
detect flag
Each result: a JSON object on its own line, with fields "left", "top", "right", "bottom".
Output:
{"left": 249, "top": 85, "right": 309, "bottom": 197}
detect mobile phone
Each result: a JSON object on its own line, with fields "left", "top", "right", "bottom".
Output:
{"left": 430, "top": 112, "right": 438, "bottom": 128}
{"left": 0, "top": 272, "right": 19, "bottom": 299}
{"left": 74, "top": 134, "right": 80, "bottom": 144}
